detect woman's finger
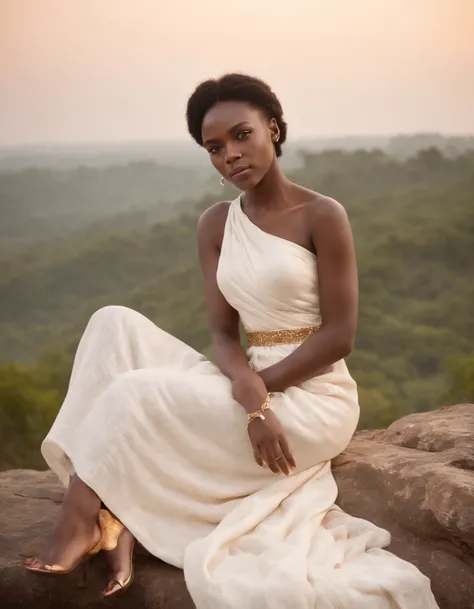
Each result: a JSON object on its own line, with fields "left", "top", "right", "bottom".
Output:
{"left": 263, "top": 445, "right": 281, "bottom": 474}
{"left": 254, "top": 447, "right": 266, "bottom": 468}
{"left": 279, "top": 434, "right": 296, "bottom": 470}
{"left": 273, "top": 439, "right": 290, "bottom": 475}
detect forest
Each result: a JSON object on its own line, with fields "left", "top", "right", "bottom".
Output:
{"left": 1, "top": 144, "right": 473, "bottom": 469}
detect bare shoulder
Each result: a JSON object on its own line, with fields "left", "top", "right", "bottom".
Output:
{"left": 299, "top": 189, "right": 353, "bottom": 254}
{"left": 304, "top": 191, "right": 349, "bottom": 225}
{"left": 197, "top": 201, "right": 232, "bottom": 250}
{"left": 198, "top": 200, "right": 231, "bottom": 227}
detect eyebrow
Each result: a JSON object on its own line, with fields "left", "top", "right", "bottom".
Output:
{"left": 203, "top": 121, "right": 251, "bottom": 146}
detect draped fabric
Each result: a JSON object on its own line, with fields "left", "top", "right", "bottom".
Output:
{"left": 42, "top": 194, "right": 438, "bottom": 608}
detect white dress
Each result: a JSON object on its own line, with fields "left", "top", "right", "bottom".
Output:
{"left": 42, "top": 194, "right": 439, "bottom": 609}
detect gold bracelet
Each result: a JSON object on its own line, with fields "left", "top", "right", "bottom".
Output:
{"left": 247, "top": 394, "right": 271, "bottom": 426}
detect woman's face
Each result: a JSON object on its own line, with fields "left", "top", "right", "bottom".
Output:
{"left": 201, "top": 101, "right": 279, "bottom": 190}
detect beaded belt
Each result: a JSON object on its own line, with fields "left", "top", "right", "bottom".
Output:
{"left": 246, "top": 325, "right": 320, "bottom": 347}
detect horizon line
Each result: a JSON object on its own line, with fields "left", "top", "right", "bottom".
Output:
{"left": 1, "top": 131, "right": 474, "bottom": 153}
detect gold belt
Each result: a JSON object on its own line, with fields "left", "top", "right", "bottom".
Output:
{"left": 246, "top": 325, "right": 320, "bottom": 347}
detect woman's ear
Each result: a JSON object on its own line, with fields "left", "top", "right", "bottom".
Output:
{"left": 268, "top": 118, "right": 280, "bottom": 143}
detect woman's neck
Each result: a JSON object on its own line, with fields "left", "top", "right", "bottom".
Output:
{"left": 243, "top": 160, "right": 294, "bottom": 214}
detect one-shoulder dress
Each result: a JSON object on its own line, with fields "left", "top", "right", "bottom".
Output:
{"left": 42, "top": 194, "right": 439, "bottom": 609}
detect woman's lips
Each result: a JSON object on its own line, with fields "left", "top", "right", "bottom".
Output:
{"left": 229, "top": 167, "right": 252, "bottom": 180}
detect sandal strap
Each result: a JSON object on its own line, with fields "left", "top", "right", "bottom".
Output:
{"left": 103, "top": 567, "right": 133, "bottom": 596}
{"left": 106, "top": 579, "right": 125, "bottom": 590}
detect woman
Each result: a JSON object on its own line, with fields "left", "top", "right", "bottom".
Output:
{"left": 25, "top": 74, "right": 439, "bottom": 608}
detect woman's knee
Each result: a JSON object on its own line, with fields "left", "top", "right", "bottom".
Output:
{"left": 88, "top": 305, "right": 135, "bottom": 330}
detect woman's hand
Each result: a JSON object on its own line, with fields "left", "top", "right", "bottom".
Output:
{"left": 231, "top": 372, "right": 296, "bottom": 475}
{"left": 247, "top": 411, "right": 296, "bottom": 475}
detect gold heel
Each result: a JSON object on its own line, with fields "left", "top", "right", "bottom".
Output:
{"left": 95, "top": 509, "right": 124, "bottom": 553}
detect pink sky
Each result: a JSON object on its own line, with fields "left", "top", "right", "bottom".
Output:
{"left": 1, "top": 0, "right": 473, "bottom": 145}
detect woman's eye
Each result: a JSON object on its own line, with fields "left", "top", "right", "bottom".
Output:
{"left": 237, "top": 130, "right": 250, "bottom": 141}
{"left": 209, "top": 146, "right": 221, "bottom": 155}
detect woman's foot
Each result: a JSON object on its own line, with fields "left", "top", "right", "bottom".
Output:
{"left": 25, "top": 509, "right": 101, "bottom": 573}
{"left": 102, "top": 528, "right": 135, "bottom": 597}
{"left": 25, "top": 475, "right": 102, "bottom": 573}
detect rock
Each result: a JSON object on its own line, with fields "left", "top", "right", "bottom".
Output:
{"left": 0, "top": 404, "right": 473, "bottom": 608}
{"left": 333, "top": 403, "right": 474, "bottom": 609}
{"left": 0, "top": 470, "right": 194, "bottom": 609}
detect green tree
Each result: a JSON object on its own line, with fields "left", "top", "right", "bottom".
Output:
{"left": 444, "top": 355, "right": 474, "bottom": 403}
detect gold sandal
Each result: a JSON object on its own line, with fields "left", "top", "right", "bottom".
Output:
{"left": 102, "top": 540, "right": 135, "bottom": 598}
{"left": 24, "top": 536, "right": 102, "bottom": 575}
{"left": 24, "top": 509, "right": 123, "bottom": 574}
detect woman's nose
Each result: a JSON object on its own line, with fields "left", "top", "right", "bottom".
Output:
{"left": 225, "top": 143, "right": 243, "bottom": 165}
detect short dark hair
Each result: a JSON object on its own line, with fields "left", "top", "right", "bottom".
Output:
{"left": 186, "top": 73, "right": 287, "bottom": 157}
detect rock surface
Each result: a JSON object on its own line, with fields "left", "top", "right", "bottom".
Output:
{"left": 333, "top": 403, "right": 474, "bottom": 609}
{"left": 1, "top": 404, "right": 473, "bottom": 608}
{"left": 0, "top": 472, "right": 195, "bottom": 608}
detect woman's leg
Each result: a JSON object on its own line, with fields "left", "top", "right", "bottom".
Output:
{"left": 26, "top": 475, "right": 102, "bottom": 572}
{"left": 36, "top": 306, "right": 210, "bottom": 578}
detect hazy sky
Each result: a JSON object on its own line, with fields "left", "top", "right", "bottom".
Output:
{"left": 1, "top": 0, "right": 473, "bottom": 146}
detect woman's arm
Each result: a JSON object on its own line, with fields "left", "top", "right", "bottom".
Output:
{"left": 259, "top": 197, "right": 358, "bottom": 393}
{"left": 197, "top": 202, "right": 259, "bottom": 388}
{"left": 198, "top": 202, "right": 296, "bottom": 475}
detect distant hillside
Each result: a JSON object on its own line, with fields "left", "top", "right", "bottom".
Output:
{"left": 0, "top": 140, "right": 209, "bottom": 171}
{"left": 2, "top": 133, "right": 473, "bottom": 258}
{"left": 296, "top": 133, "right": 474, "bottom": 159}
{"left": 0, "top": 161, "right": 215, "bottom": 256}
{"left": 0, "top": 147, "right": 473, "bottom": 468}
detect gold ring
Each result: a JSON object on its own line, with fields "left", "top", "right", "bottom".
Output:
{"left": 276, "top": 455, "right": 284, "bottom": 460}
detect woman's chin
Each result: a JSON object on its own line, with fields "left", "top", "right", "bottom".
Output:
{"left": 230, "top": 174, "right": 261, "bottom": 191}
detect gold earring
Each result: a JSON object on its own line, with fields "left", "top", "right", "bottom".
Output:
{"left": 273, "top": 135, "right": 280, "bottom": 142}
{"left": 220, "top": 177, "right": 225, "bottom": 186}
